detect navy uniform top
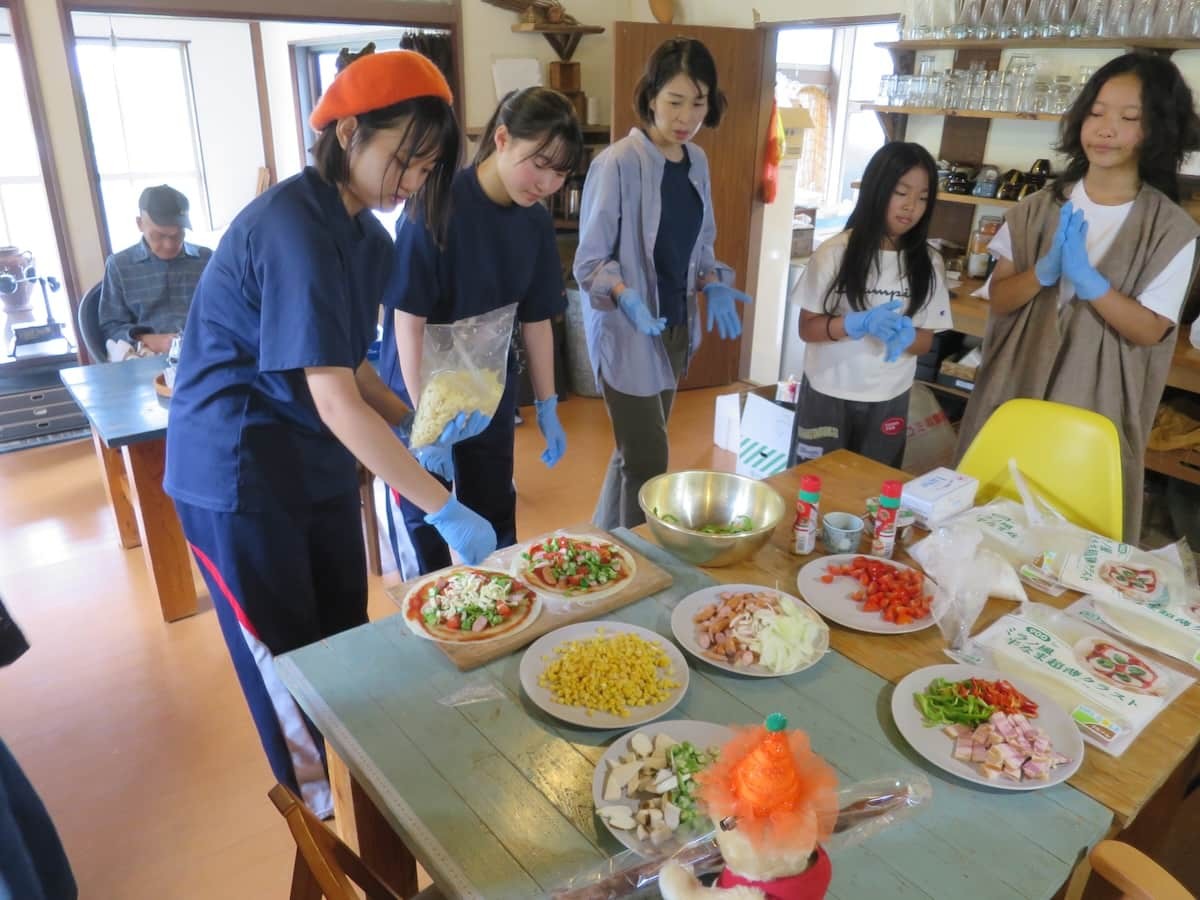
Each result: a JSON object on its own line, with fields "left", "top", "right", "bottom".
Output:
{"left": 377, "top": 165, "right": 566, "bottom": 405}
{"left": 653, "top": 148, "right": 703, "bottom": 328}
{"left": 164, "top": 167, "right": 392, "bottom": 513}
{"left": 98, "top": 239, "right": 212, "bottom": 344}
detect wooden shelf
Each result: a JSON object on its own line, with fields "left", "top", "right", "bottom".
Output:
{"left": 511, "top": 22, "right": 605, "bottom": 61}
{"left": 863, "top": 103, "right": 1061, "bottom": 122}
{"left": 877, "top": 37, "right": 1200, "bottom": 54}
{"left": 939, "top": 192, "right": 1018, "bottom": 209}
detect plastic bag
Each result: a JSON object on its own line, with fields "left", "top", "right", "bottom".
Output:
{"left": 408, "top": 304, "right": 516, "bottom": 448}
{"left": 911, "top": 526, "right": 993, "bottom": 651}
{"left": 549, "top": 775, "right": 932, "bottom": 898}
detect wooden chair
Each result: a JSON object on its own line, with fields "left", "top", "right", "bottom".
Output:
{"left": 1088, "top": 840, "right": 1194, "bottom": 900}
{"left": 358, "top": 463, "right": 383, "bottom": 577}
{"left": 269, "top": 784, "right": 442, "bottom": 900}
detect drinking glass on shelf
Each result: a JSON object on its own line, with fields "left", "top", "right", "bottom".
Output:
{"left": 1101, "top": 0, "right": 1132, "bottom": 34}
{"left": 1052, "top": 76, "right": 1075, "bottom": 113}
{"left": 930, "top": 0, "right": 960, "bottom": 35}
{"left": 897, "top": 75, "right": 914, "bottom": 106}
{"left": 1041, "top": 0, "right": 1074, "bottom": 35}
{"left": 952, "top": 0, "right": 983, "bottom": 37}
{"left": 887, "top": 74, "right": 904, "bottom": 106}
{"left": 1152, "top": 0, "right": 1181, "bottom": 33}
{"left": 879, "top": 75, "right": 894, "bottom": 106}
{"left": 1129, "top": 0, "right": 1159, "bottom": 34}
{"left": 1187, "top": 0, "right": 1200, "bottom": 33}
{"left": 1022, "top": 0, "right": 1051, "bottom": 34}
{"left": 1074, "top": 0, "right": 1107, "bottom": 33}
{"left": 1033, "top": 81, "right": 1052, "bottom": 114}
{"left": 977, "top": 0, "right": 1008, "bottom": 36}
{"left": 999, "top": 0, "right": 1029, "bottom": 36}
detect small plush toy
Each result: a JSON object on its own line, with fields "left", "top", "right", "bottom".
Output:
{"left": 659, "top": 713, "right": 840, "bottom": 900}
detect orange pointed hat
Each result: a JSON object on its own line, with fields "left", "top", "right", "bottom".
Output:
{"left": 697, "top": 713, "right": 839, "bottom": 854}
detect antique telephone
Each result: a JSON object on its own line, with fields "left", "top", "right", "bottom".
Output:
{"left": 0, "top": 264, "right": 67, "bottom": 350}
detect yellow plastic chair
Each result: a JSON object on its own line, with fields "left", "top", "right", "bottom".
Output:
{"left": 1088, "top": 840, "right": 1195, "bottom": 900}
{"left": 957, "top": 399, "right": 1124, "bottom": 540}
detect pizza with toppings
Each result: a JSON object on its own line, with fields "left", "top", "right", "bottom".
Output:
{"left": 513, "top": 534, "right": 636, "bottom": 601}
{"left": 402, "top": 567, "right": 540, "bottom": 643}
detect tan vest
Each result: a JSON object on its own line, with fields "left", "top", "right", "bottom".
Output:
{"left": 956, "top": 184, "right": 1200, "bottom": 543}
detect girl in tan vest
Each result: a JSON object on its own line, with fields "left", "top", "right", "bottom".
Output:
{"left": 957, "top": 53, "right": 1200, "bottom": 543}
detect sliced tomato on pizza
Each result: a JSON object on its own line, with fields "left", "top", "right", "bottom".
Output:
{"left": 403, "top": 567, "right": 540, "bottom": 643}
{"left": 514, "top": 534, "right": 636, "bottom": 600}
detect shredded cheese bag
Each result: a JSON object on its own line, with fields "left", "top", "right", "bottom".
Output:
{"left": 409, "top": 368, "right": 504, "bottom": 448}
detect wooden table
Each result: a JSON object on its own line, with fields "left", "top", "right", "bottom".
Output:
{"left": 692, "top": 450, "right": 1200, "bottom": 829}
{"left": 277, "top": 528, "right": 1112, "bottom": 900}
{"left": 60, "top": 356, "right": 197, "bottom": 621}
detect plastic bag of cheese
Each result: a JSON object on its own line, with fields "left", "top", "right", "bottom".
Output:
{"left": 408, "top": 303, "right": 516, "bottom": 448}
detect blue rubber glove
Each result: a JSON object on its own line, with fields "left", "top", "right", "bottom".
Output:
{"left": 844, "top": 299, "right": 904, "bottom": 341}
{"left": 884, "top": 316, "right": 917, "bottom": 363}
{"left": 413, "top": 411, "right": 490, "bottom": 482}
{"left": 617, "top": 289, "right": 667, "bottom": 336}
{"left": 424, "top": 496, "right": 497, "bottom": 565}
{"left": 1034, "top": 201, "right": 1081, "bottom": 287}
{"left": 1061, "top": 215, "right": 1110, "bottom": 301}
{"left": 534, "top": 395, "right": 566, "bottom": 468}
{"left": 703, "top": 283, "right": 753, "bottom": 340}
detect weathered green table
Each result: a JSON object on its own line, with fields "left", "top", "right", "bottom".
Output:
{"left": 277, "top": 532, "right": 1112, "bottom": 899}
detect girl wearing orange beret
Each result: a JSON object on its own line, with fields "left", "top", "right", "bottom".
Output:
{"left": 165, "top": 48, "right": 493, "bottom": 815}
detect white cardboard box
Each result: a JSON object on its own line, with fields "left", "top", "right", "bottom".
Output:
{"left": 901, "top": 467, "right": 979, "bottom": 527}
{"left": 735, "top": 393, "right": 793, "bottom": 480}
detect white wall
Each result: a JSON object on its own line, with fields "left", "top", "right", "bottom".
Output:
{"left": 71, "top": 13, "right": 264, "bottom": 245}
{"left": 461, "top": 0, "right": 631, "bottom": 129}
{"left": 258, "top": 21, "right": 389, "bottom": 180}
{"left": 751, "top": 158, "right": 801, "bottom": 385}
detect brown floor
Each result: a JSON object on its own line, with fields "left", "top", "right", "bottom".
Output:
{"left": 0, "top": 385, "right": 1196, "bottom": 899}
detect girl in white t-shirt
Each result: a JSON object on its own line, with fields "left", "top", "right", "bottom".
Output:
{"left": 789, "top": 141, "right": 952, "bottom": 467}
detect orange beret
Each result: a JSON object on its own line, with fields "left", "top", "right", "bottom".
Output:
{"left": 310, "top": 50, "right": 453, "bottom": 131}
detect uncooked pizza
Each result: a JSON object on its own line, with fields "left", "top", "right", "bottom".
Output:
{"left": 403, "top": 567, "right": 540, "bottom": 643}
{"left": 513, "top": 534, "right": 636, "bottom": 601}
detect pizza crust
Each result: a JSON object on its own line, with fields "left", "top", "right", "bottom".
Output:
{"left": 402, "top": 566, "right": 541, "bottom": 643}
{"left": 511, "top": 533, "right": 637, "bottom": 603}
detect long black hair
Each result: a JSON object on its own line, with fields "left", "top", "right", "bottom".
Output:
{"left": 825, "top": 141, "right": 939, "bottom": 317}
{"left": 473, "top": 86, "right": 584, "bottom": 174}
{"left": 310, "top": 44, "right": 460, "bottom": 242}
{"left": 1055, "top": 52, "right": 1200, "bottom": 203}
{"left": 634, "top": 37, "right": 727, "bottom": 129}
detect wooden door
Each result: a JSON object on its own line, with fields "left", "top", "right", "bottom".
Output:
{"left": 612, "top": 21, "right": 774, "bottom": 390}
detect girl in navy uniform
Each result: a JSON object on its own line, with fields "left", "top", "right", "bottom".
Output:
{"left": 380, "top": 87, "right": 583, "bottom": 577}
{"left": 574, "top": 38, "right": 752, "bottom": 530}
{"left": 164, "top": 50, "right": 494, "bottom": 816}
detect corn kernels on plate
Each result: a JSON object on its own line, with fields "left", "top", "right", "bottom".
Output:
{"left": 519, "top": 621, "right": 690, "bottom": 728}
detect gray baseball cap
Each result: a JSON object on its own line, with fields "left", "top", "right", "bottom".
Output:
{"left": 139, "top": 184, "right": 191, "bottom": 229}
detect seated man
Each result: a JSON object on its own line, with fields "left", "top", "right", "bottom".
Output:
{"left": 98, "top": 184, "right": 212, "bottom": 357}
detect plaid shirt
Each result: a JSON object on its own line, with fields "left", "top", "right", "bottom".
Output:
{"left": 98, "top": 239, "right": 212, "bottom": 344}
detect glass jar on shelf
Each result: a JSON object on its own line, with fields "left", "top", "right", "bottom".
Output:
{"left": 999, "top": 0, "right": 1029, "bottom": 37}
{"left": 968, "top": 216, "right": 1004, "bottom": 280}
{"left": 1129, "top": 0, "right": 1158, "bottom": 34}
{"left": 952, "top": 0, "right": 983, "bottom": 37}
{"left": 1101, "top": 0, "right": 1132, "bottom": 34}
{"left": 1152, "top": 0, "right": 1181, "bottom": 33}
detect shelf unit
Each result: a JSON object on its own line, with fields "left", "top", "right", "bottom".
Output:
{"left": 862, "top": 103, "right": 1061, "bottom": 122}
{"left": 940, "top": 192, "right": 1018, "bottom": 209}
{"left": 877, "top": 37, "right": 1197, "bottom": 54}
{"left": 510, "top": 22, "right": 605, "bottom": 61}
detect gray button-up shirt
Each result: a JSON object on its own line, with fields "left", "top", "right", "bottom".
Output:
{"left": 573, "top": 128, "right": 733, "bottom": 397}
{"left": 98, "top": 239, "right": 212, "bottom": 344}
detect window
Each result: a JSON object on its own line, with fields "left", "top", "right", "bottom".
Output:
{"left": 75, "top": 38, "right": 208, "bottom": 254}
{"left": 777, "top": 21, "right": 899, "bottom": 243}
{"left": 0, "top": 38, "right": 64, "bottom": 287}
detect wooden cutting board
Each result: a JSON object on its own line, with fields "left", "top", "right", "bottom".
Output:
{"left": 386, "top": 524, "right": 674, "bottom": 671}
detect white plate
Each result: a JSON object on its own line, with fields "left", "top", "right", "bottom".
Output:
{"left": 590, "top": 719, "right": 734, "bottom": 856}
{"left": 670, "top": 584, "right": 829, "bottom": 677}
{"left": 519, "top": 621, "right": 689, "bottom": 729}
{"left": 891, "top": 663, "right": 1085, "bottom": 792}
{"left": 796, "top": 554, "right": 940, "bottom": 635}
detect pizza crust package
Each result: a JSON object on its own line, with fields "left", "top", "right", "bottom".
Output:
{"left": 409, "top": 303, "right": 516, "bottom": 448}
{"left": 949, "top": 602, "right": 1194, "bottom": 757}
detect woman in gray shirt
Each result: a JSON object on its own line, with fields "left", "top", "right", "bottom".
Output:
{"left": 574, "top": 38, "right": 751, "bottom": 529}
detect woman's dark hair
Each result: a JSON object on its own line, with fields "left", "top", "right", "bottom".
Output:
{"left": 473, "top": 86, "right": 584, "bottom": 173}
{"left": 825, "top": 141, "right": 939, "bottom": 318}
{"left": 1055, "top": 52, "right": 1200, "bottom": 203}
{"left": 634, "top": 38, "right": 726, "bottom": 129}
{"left": 310, "top": 44, "right": 460, "bottom": 242}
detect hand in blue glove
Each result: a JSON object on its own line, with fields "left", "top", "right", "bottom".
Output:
{"left": 617, "top": 289, "right": 667, "bottom": 336}
{"left": 884, "top": 316, "right": 917, "bottom": 363}
{"left": 1034, "top": 201, "right": 1082, "bottom": 287}
{"left": 1061, "top": 215, "right": 1110, "bottom": 301}
{"left": 413, "top": 411, "right": 491, "bottom": 482}
{"left": 844, "top": 299, "right": 904, "bottom": 342}
{"left": 424, "top": 496, "right": 497, "bottom": 565}
{"left": 703, "top": 283, "right": 753, "bottom": 340}
{"left": 534, "top": 395, "right": 566, "bottom": 468}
